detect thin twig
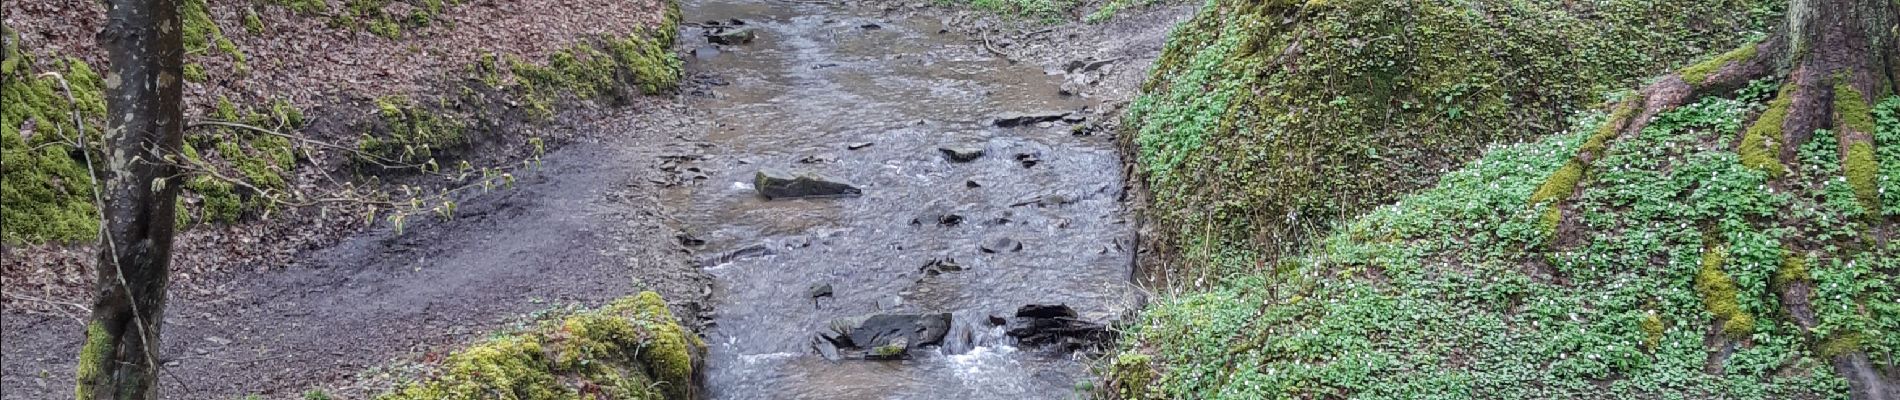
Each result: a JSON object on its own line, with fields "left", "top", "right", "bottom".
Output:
{"left": 0, "top": 291, "right": 86, "bottom": 324}
{"left": 981, "top": 34, "right": 1013, "bottom": 61}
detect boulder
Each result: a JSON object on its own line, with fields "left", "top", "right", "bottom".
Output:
{"left": 817, "top": 313, "right": 953, "bottom": 360}
{"left": 1003, "top": 304, "right": 1111, "bottom": 352}
{"left": 755, "top": 169, "right": 861, "bottom": 199}
{"left": 939, "top": 146, "right": 986, "bottom": 162}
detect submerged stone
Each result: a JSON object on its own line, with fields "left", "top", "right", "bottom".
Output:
{"left": 708, "top": 27, "right": 757, "bottom": 45}
{"left": 754, "top": 169, "right": 861, "bottom": 199}
{"left": 980, "top": 236, "right": 1022, "bottom": 253}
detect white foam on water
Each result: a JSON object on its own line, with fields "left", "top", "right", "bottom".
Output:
{"left": 737, "top": 351, "right": 801, "bottom": 365}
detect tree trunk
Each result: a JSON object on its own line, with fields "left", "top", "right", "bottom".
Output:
{"left": 72, "top": 0, "right": 186, "bottom": 398}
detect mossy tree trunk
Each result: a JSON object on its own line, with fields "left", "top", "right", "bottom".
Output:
{"left": 1539, "top": 0, "right": 1898, "bottom": 397}
{"left": 73, "top": 0, "right": 187, "bottom": 398}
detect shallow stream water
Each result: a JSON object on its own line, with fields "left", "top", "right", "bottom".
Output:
{"left": 668, "top": 0, "right": 1141, "bottom": 398}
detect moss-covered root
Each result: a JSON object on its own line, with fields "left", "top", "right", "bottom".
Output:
{"left": 379, "top": 291, "right": 705, "bottom": 400}
{"left": 1739, "top": 83, "right": 1796, "bottom": 176}
{"left": 1834, "top": 79, "right": 1881, "bottom": 214}
{"left": 1693, "top": 244, "right": 1754, "bottom": 340}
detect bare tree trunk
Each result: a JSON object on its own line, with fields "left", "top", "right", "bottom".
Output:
{"left": 72, "top": 0, "right": 185, "bottom": 398}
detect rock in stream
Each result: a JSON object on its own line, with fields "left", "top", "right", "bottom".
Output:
{"left": 755, "top": 169, "right": 861, "bottom": 199}
{"left": 815, "top": 313, "right": 953, "bottom": 360}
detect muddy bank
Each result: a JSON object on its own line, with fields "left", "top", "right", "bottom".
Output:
{"left": 0, "top": 99, "right": 712, "bottom": 398}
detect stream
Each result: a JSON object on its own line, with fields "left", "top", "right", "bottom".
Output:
{"left": 666, "top": 0, "right": 1143, "bottom": 398}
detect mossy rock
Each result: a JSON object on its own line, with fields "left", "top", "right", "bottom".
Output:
{"left": 380, "top": 291, "right": 705, "bottom": 400}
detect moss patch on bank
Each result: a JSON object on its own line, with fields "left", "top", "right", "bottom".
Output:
{"left": 1126, "top": 0, "right": 1783, "bottom": 274}
{"left": 353, "top": 5, "right": 680, "bottom": 168}
{"left": 1109, "top": 92, "right": 1900, "bottom": 398}
{"left": 1, "top": 27, "right": 104, "bottom": 244}
{"left": 379, "top": 291, "right": 704, "bottom": 400}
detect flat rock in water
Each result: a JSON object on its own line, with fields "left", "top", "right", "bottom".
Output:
{"left": 755, "top": 169, "right": 861, "bottom": 199}
{"left": 939, "top": 146, "right": 985, "bottom": 162}
{"left": 991, "top": 111, "right": 1071, "bottom": 127}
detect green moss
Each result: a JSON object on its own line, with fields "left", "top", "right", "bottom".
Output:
{"left": 1819, "top": 332, "right": 1865, "bottom": 357}
{"left": 1836, "top": 79, "right": 1877, "bottom": 135}
{"left": 182, "top": 0, "right": 248, "bottom": 72}
{"left": 339, "top": 0, "right": 452, "bottom": 38}
{"left": 368, "top": 18, "right": 402, "bottom": 39}
{"left": 1776, "top": 251, "right": 1810, "bottom": 286}
{"left": 1529, "top": 160, "right": 1586, "bottom": 205}
{"left": 1577, "top": 100, "right": 1637, "bottom": 157}
{"left": 1639, "top": 312, "right": 1666, "bottom": 350}
{"left": 1695, "top": 245, "right": 1754, "bottom": 339}
{"left": 73, "top": 321, "right": 110, "bottom": 399}
{"left": 183, "top": 63, "right": 208, "bottom": 82}
{"left": 1740, "top": 83, "right": 1793, "bottom": 176}
{"left": 272, "top": 0, "right": 330, "bottom": 14}
{"left": 183, "top": 98, "right": 308, "bottom": 224}
{"left": 1106, "top": 353, "right": 1157, "bottom": 400}
{"left": 243, "top": 9, "right": 266, "bottom": 34}
{"left": 1537, "top": 203, "right": 1562, "bottom": 242}
{"left": 2, "top": 31, "right": 104, "bottom": 243}
{"left": 358, "top": 96, "right": 465, "bottom": 163}
{"left": 1846, "top": 141, "right": 1880, "bottom": 214}
{"left": 1678, "top": 41, "right": 1758, "bottom": 87}
{"left": 379, "top": 291, "right": 702, "bottom": 400}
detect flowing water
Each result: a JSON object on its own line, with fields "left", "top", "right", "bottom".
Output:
{"left": 667, "top": 0, "right": 1141, "bottom": 397}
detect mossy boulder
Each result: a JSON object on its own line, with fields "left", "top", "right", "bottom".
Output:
{"left": 380, "top": 291, "right": 706, "bottom": 400}
{"left": 1126, "top": 0, "right": 1785, "bottom": 271}
{"left": 1110, "top": 92, "right": 1900, "bottom": 398}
